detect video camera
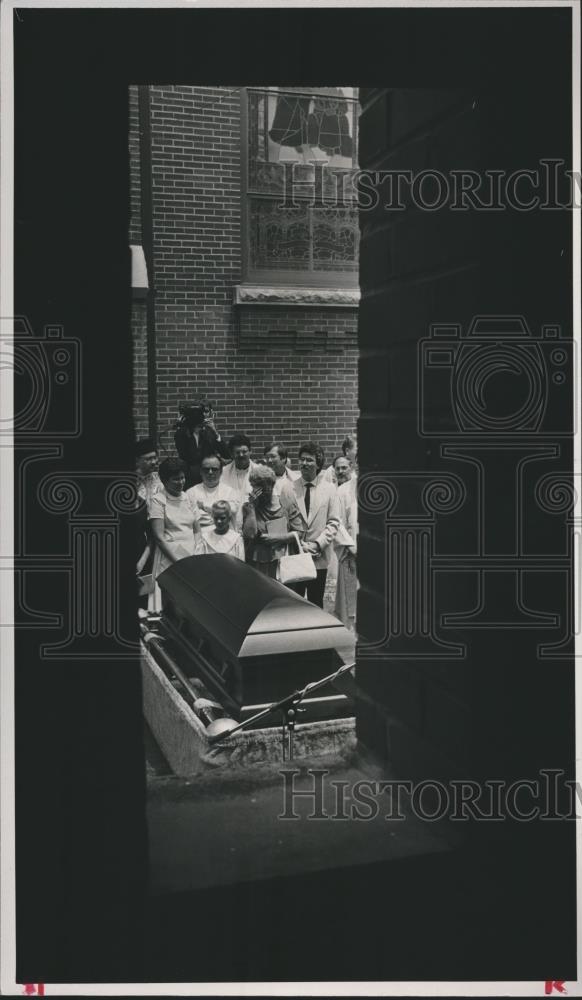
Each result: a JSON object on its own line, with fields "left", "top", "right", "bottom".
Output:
{"left": 176, "top": 400, "right": 216, "bottom": 429}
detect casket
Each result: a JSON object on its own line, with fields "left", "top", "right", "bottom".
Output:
{"left": 156, "top": 554, "right": 352, "bottom": 724}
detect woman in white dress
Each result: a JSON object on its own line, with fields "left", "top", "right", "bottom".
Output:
{"left": 148, "top": 457, "right": 201, "bottom": 611}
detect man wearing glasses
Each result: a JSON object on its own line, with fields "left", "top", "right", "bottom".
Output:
{"left": 186, "top": 454, "right": 241, "bottom": 530}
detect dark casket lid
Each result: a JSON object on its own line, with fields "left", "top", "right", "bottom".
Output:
{"left": 158, "top": 554, "right": 350, "bottom": 659}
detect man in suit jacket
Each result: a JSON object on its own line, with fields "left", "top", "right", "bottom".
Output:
{"left": 174, "top": 404, "right": 230, "bottom": 487}
{"left": 264, "top": 442, "right": 301, "bottom": 497}
{"left": 288, "top": 441, "right": 340, "bottom": 607}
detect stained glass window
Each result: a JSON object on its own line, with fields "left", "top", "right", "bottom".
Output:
{"left": 243, "top": 87, "right": 359, "bottom": 286}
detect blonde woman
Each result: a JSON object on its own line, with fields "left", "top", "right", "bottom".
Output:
{"left": 242, "top": 466, "right": 303, "bottom": 579}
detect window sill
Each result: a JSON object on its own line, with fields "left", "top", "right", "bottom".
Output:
{"left": 233, "top": 285, "right": 360, "bottom": 308}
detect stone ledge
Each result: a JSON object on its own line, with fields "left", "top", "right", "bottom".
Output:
{"left": 234, "top": 284, "right": 360, "bottom": 308}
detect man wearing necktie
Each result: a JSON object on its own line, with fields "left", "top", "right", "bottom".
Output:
{"left": 288, "top": 441, "right": 341, "bottom": 607}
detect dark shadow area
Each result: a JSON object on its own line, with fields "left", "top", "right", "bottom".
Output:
{"left": 145, "top": 831, "right": 576, "bottom": 982}
{"left": 13, "top": 5, "right": 575, "bottom": 985}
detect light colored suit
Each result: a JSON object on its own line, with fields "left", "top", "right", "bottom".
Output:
{"left": 273, "top": 467, "right": 300, "bottom": 497}
{"left": 335, "top": 478, "right": 358, "bottom": 629}
{"left": 221, "top": 459, "right": 261, "bottom": 502}
{"left": 289, "top": 476, "right": 341, "bottom": 569}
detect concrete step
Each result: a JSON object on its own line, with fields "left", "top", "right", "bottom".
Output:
{"left": 147, "top": 749, "right": 450, "bottom": 893}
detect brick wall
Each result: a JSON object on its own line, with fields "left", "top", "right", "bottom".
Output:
{"left": 132, "top": 300, "right": 149, "bottom": 441}
{"left": 128, "top": 85, "right": 142, "bottom": 246}
{"left": 356, "top": 89, "right": 476, "bottom": 783}
{"left": 129, "top": 85, "right": 358, "bottom": 461}
{"left": 355, "top": 87, "right": 573, "bottom": 793}
{"left": 129, "top": 85, "right": 147, "bottom": 439}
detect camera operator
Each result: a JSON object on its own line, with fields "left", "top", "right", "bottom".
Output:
{"left": 173, "top": 402, "right": 229, "bottom": 487}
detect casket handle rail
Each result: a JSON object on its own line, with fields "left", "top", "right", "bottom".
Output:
{"left": 206, "top": 660, "right": 356, "bottom": 761}
{"left": 142, "top": 627, "right": 232, "bottom": 729}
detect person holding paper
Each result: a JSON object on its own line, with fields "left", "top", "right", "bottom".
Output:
{"left": 242, "top": 465, "right": 303, "bottom": 579}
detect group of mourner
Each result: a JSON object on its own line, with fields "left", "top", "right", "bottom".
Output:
{"left": 136, "top": 403, "right": 358, "bottom": 630}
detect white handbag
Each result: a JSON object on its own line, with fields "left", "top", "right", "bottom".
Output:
{"left": 277, "top": 531, "right": 317, "bottom": 585}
